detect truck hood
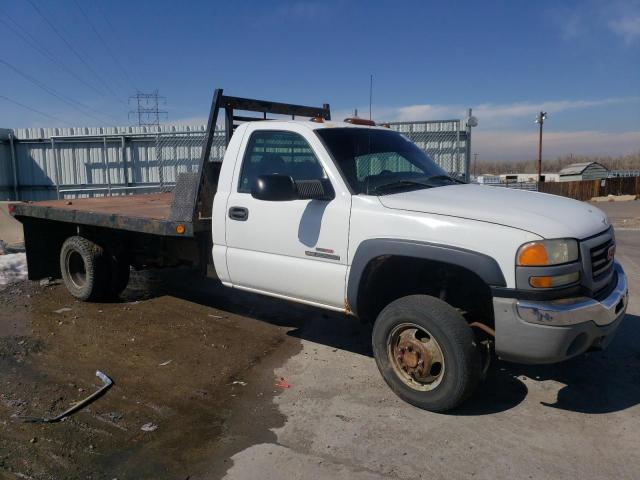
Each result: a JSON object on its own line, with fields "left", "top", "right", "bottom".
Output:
{"left": 377, "top": 184, "right": 609, "bottom": 239}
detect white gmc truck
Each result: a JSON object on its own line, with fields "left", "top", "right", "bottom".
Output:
{"left": 12, "top": 91, "right": 629, "bottom": 411}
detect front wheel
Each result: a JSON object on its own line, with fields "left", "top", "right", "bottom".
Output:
{"left": 372, "top": 295, "right": 481, "bottom": 412}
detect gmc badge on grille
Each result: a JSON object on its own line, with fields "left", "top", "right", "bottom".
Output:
{"left": 607, "top": 245, "right": 616, "bottom": 261}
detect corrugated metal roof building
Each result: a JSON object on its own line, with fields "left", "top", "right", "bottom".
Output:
{"left": 559, "top": 162, "right": 609, "bottom": 182}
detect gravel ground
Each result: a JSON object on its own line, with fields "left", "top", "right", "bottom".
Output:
{"left": 593, "top": 199, "right": 640, "bottom": 230}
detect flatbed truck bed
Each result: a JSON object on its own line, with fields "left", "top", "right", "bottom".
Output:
{"left": 10, "top": 193, "right": 188, "bottom": 237}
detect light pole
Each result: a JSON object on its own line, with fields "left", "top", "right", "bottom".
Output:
{"left": 535, "top": 111, "right": 547, "bottom": 182}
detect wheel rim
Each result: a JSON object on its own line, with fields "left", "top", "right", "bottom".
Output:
{"left": 66, "top": 250, "right": 87, "bottom": 289}
{"left": 387, "top": 323, "right": 446, "bottom": 391}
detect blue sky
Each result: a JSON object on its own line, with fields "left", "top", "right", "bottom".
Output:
{"left": 0, "top": 0, "right": 638, "bottom": 160}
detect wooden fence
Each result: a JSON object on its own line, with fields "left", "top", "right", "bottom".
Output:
{"left": 538, "top": 177, "right": 640, "bottom": 201}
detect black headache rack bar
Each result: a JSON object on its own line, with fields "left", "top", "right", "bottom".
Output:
{"left": 192, "top": 88, "right": 331, "bottom": 222}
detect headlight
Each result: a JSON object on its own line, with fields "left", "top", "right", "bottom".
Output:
{"left": 517, "top": 239, "right": 579, "bottom": 266}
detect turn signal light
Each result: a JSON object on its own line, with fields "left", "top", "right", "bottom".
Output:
{"left": 530, "top": 276, "right": 552, "bottom": 288}
{"left": 175, "top": 224, "right": 185, "bottom": 234}
{"left": 529, "top": 272, "right": 580, "bottom": 288}
{"left": 518, "top": 243, "right": 548, "bottom": 266}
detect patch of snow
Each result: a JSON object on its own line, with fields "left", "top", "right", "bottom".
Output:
{"left": 0, "top": 253, "right": 28, "bottom": 289}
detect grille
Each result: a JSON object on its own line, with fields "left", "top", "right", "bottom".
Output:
{"left": 590, "top": 238, "right": 615, "bottom": 280}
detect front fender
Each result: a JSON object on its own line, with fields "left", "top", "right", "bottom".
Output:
{"left": 347, "top": 238, "right": 506, "bottom": 317}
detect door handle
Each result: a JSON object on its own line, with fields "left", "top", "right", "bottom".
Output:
{"left": 228, "top": 206, "right": 249, "bottom": 221}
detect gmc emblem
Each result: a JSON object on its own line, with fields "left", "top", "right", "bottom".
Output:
{"left": 607, "top": 245, "right": 616, "bottom": 261}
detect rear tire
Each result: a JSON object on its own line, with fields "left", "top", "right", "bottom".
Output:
{"left": 60, "top": 236, "right": 111, "bottom": 302}
{"left": 372, "top": 294, "right": 481, "bottom": 412}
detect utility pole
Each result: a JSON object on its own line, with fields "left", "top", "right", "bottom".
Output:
{"left": 128, "top": 90, "right": 167, "bottom": 126}
{"left": 369, "top": 74, "right": 373, "bottom": 120}
{"left": 535, "top": 111, "right": 547, "bottom": 182}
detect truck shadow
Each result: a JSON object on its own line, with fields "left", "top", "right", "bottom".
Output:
{"left": 507, "top": 312, "right": 640, "bottom": 414}
{"left": 456, "top": 313, "right": 640, "bottom": 415}
{"left": 124, "top": 268, "right": 640, "bottom": 416}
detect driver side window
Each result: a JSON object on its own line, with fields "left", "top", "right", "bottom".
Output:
{"left": 238, "top": 130, "right": 326, "bottom": 193}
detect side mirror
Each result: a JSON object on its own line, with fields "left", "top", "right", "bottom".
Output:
{"left": 251, "top": 174, "right": 297, "bottom": 201}
{"left": 251, "top": 175, "right": 335, "bottom": 202}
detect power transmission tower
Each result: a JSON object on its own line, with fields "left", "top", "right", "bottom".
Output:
{"left": 128, "top": 90, "right": 167, "bottom": 126}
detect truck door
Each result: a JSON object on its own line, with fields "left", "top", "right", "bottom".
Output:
{"left": 224, "top": 127, "right": 350, "bottom": 309}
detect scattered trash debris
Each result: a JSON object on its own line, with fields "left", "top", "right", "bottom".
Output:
{"left": 158, "top": 360, "right": 172, "bottom": 366}
{"left": 230, "top": 380, "right": 247, "bottom": 386}
{"left": 208, "top": 314, "right": 223, "bottom": 319}
{"left": 54, "top": 307, "right": 72, "bottom": 314}
{"left": 39, "top": 278, "right": 51, "bottom": 286}
{"left": 20, "top": 371, "right": 113, "bottom": 423}
{"left": 141, "top": 422, "right": 158, "bottom": 432}
{"left": 99, "top": 411, "right": 124, "bottom": 423}
{"left": 30, "top": 437, "right": 37, "bottom": 443}
{"left": 275, "top": 377, "right": 291, "bottom": 389}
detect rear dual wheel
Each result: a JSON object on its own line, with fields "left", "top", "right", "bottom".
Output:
{"left": 60, "top": 236, "right": 129, "bottom": 302}
{"left": 372, "top": 295, "right": 482, "bottom": 412}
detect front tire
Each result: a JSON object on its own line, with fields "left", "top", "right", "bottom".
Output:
{"left": 372, "top": 295, "right": 481, "bottom": 412}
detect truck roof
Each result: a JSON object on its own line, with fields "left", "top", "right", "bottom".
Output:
{"left": 237, "top": 119, "right": 388, "bottom": 132}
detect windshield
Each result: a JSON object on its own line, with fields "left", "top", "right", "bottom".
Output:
{"left": 316, "top": 128, "right": 459, "bottom": 195}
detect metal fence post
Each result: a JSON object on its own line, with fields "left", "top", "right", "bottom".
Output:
{"left": 8, "top": 133, "right": 19, "bottom": 201}
{"left": 120, "top": 136, "right": 129, "bottom": 187}
{"left": 156, "top": 134, "right": 164, "bottom": 189}
{"left": 455, "top": 122, "right": 461, "bottom": 178}
{"left": 465, "top": 108, "right": 473, "bottom": 183}
{"left": 51, "top": 138, "right": 61, "bottom": 199}
{"left": 102, "top": 136, "right": 111, "bottom": 196}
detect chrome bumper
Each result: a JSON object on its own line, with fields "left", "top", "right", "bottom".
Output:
{"left": 516, "top": 262, "right": 628, "bottom": 327}
{"left": 493, "top": 261, "right": 628, "bottom": 364}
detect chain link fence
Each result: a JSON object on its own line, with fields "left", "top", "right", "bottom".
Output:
{"left": 154, "top": 131, "right": 226, "bottom": 192}
{"left": 387, "top": 120, "right": 470, "bottom": 180}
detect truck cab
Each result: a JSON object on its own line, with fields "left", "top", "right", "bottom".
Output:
{"left": 212, "top": 117, "right": 628, "bottom": 411}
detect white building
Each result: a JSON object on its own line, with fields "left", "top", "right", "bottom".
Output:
{"left": 499, "top": 173, "right": 560, "bottom": 183}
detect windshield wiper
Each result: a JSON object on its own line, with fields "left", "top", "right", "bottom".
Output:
{"left": 370, "top": 180, "right": 430, "bottom": 195}
{"left": 422, "top": 174, "right": 464, "bottom": 184}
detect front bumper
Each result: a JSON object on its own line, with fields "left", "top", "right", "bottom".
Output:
{"left": 493, "top": 261, "right": 629, "bottom": 364}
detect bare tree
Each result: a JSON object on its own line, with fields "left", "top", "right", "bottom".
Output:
{"left": 477, "top": 151, "right": 640, "bottom": 175}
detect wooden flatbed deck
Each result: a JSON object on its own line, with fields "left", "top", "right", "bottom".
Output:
{"left": 12, "top": 193, "right": 194, "bottom": 237}
{"left": 30, "top": 193, "right": 173, "bottom": 220}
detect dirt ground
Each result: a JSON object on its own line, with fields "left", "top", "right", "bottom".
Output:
{"left": 0, "top": 268, "right": 334, "bottom": 479}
